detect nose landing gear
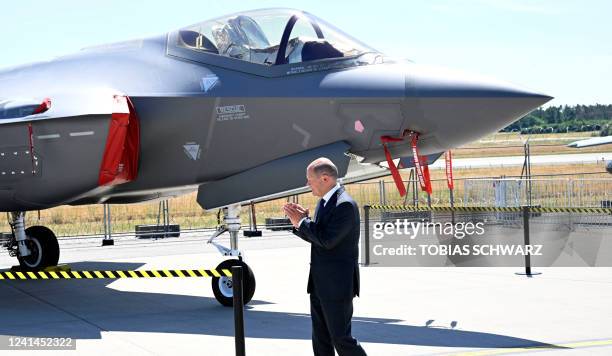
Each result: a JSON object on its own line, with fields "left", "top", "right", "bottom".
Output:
{"left": 211, "top": 258, "right": 256, "bottom": 307}
{"left": 207, "top": 204, "right": 256, "bottom": 307}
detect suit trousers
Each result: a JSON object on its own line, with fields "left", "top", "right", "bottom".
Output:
{"left": 309, "top": 291, "right": 367, "bottom": 356}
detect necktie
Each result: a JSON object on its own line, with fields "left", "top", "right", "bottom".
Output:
{"left": 314, "top": 199, "right": 325, "bottom": 222}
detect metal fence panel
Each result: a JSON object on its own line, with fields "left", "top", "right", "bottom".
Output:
{"left": 0, "top": 178, "right": 610, "bottom": 237}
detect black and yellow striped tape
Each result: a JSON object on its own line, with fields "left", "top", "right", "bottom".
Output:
{"left": 367, "top": 205, "right": 612, "bottom": 214}
{"left": 531, "top": 207, "right": 612, "bottom": 214}
{"left": 0, "top": 269, "right": 232, "bottom": 280}
{"left": 368, "top": 205, "right": 520, "bottom": 212}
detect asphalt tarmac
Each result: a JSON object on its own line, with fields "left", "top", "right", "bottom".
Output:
{"left": 1, "top": 230, "right": 611, "bottom": 355}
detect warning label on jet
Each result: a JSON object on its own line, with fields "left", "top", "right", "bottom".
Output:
{"left": 215, "top": 105, "right": 250, "bottom": 121}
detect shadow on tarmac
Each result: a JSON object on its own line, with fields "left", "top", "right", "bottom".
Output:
{"left": 0, "top": 261, "right": 563, "bottom": 350}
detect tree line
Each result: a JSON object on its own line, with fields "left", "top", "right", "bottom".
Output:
{"left": 502, "top": 104, "right": 612, "bottom": 135}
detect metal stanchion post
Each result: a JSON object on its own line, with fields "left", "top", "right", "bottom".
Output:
{"left": 232, "top": 266, "right": 246, "bottom": 356}
{"left": 523, "top": 205, "right": 531, "bottom": 275}
{"left": 516, "top": 205, "right": 540, "bottom": 276}
{"left": 244, "top": 202, "right": 262, "bottom": 237}
{"left": 163, "top": 200, "right": 169, "bottom": 238}
{"left": 363, "top": 206, "right": 370, "bottom": 267}
{"left": 379, "top": 180, "right": 386, "bottom": 205}
{"left": 102, "top": 204, "right": 114, "bottom": 246}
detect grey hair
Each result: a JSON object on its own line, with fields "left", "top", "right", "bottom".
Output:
{"left": 309, "top": 157, "right": 338, "bottom": 179}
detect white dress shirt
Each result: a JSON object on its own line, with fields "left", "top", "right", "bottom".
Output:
{"left": 297, "top": 182, "right": 341, "bottom": 228}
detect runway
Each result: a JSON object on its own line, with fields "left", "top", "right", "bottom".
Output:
{"left": 430, "top": 152, "right": 611, "bottom": 169}
{"left": 1, "top": 231, "right": 612, "bottom": 355}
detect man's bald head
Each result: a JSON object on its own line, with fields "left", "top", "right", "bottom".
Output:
{"left": 307, "top": 157, "right": 338, "bottom": 180}
{"left": 306, "top": 157, "right": 338, "bottom": 197}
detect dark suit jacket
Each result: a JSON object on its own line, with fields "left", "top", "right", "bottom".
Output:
{"left": 292, "top": 186, "right": 360, "bottom": 301}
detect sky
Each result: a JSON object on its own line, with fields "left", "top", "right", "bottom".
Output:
{"left": 0, "top": 0, "right": 610, "bottom": 107}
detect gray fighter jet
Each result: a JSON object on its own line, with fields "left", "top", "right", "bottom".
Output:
{"left": 567, "top": 136, "right": 612, "bottom": 174}
{"left": 0, "top": 8, "right": 551, "bottom": 305}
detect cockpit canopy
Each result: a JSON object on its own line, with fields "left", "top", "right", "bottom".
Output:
{"left": 176, "top": 8, "right": 377, "bottom": 66}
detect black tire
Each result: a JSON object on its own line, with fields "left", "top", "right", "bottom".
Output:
{"left": 17, "top": 226, "right": 60, "bottom": 271}
{"left": 211, "top": 259, "right": 256, "bottom": 307}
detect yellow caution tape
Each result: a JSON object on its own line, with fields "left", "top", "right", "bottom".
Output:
{"left": 367, "top": 205, "right": 612, "bottom": 214}
{"left": 0, "top": 269, "right": 232, "bottom": 280}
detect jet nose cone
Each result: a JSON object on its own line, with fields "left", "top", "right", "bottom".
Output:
{"left": 411, "top": 64, "right": 552, "bottom": 104}
{"left": 406, "top": 64, "right": 552, "bottom": 149}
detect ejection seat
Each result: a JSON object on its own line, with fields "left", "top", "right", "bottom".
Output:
{"left": 212, "top": 15, "right": 273, "bottom": 63}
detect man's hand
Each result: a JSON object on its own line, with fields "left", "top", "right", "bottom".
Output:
{"left": 283, "top": 202, "right": 309, "bottom": 228}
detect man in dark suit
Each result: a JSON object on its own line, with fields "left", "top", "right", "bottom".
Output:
{"left": 284, "top": 157, "right": 367, "bottom": 356}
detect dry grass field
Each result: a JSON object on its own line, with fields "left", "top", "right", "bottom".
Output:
{"left": 0, "top": 132, "right": 610, "bottom": 237}
{"left": 454, "top": 131, "right": 609, "bottom": 158}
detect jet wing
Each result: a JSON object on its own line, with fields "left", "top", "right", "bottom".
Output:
{"left": 567, "top": 136, "right": 612, "bottom": 148}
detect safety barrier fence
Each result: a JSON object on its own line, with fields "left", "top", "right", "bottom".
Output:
{"left": 0, "top": 265, "right": 247, "bottom": 356}
{"left": 1, "top": 177, "right": 610, "bottom": 238}
{"left": 367, "top": 178, "right": 612, "bottom": 209}
{"left": 363, "top": 205, "right": 612, "bottom": 271}
{"left": 0, "top": 269, "right": 232, "bottom": 280}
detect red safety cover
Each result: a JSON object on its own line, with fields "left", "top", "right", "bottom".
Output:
{"left": 381, "top": 134, "right": 407, "bottom": 197}
{"left": 419, "top": 155, "right": 433, "bottom": 195}
{"left": 98, "top": 95, "right": 140, "bottom": 186}
{"left": 411, "top": 134, "right": 432, "bottom": 195}
{"left": 32, "top": 98, "right": 51, "bottom": 114}
{"left": 445, "top": 150, "right": 454, "bottom": 190}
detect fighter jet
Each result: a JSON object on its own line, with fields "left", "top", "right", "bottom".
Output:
{"left": 567, "top": 136, "right": 612, "bottom": 174}
{"left": 567, "top": 136, "right": 612, "bottom": 148}
{"left": 0, "top": 8, "right": 551, "bottom": 305}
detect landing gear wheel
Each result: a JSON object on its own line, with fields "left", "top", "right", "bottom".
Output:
{"left": 17, "top": 226, "right": 60, "bottom": 271}
{"left": 212, "top": 259, "right": 256, "bottom": 307}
